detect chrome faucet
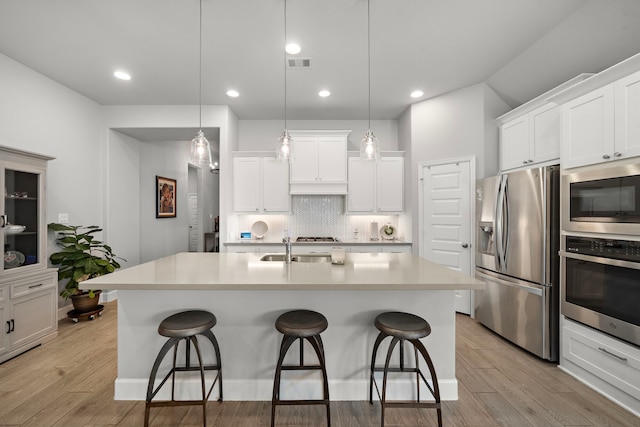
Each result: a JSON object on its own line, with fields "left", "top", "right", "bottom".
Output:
{"left": 283, "top": 236, "right": 292, "bottom": 264}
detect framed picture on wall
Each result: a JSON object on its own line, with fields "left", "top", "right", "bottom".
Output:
{"left": 156, "top": 176, "right": 177, "bottom": 218}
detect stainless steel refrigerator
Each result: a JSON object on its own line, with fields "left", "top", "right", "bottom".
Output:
{"left": 474, "top": 165, "right": 560, "bottom": 361}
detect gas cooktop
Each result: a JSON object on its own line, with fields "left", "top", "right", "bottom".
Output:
{"left": 295, "top": 237, "right": 339, "bottom": 242}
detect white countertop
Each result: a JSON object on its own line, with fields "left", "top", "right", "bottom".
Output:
{"left": 81, "top": 252, "right": 483, "bottom": 292}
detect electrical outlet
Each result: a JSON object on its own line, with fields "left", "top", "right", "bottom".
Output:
{"left": 58, "top": 213, "right": 69, "bottom": 224}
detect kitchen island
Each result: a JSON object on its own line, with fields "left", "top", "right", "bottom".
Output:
{"left": 82, "top": 252, "right": 484, "bottom": 402}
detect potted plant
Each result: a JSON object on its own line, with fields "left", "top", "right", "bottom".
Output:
{"left": 48, "top": 223, "right": 125, "bottom": 313}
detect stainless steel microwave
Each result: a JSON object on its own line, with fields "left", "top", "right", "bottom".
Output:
{"left": 562, "top": 163, "right": 640, "bottom": 234}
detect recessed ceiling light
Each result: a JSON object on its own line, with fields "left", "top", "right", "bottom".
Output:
{"left": 226, "top": 89, "right": 239, "bottom": 98}
{"left": 319, "top": 90, "right": 331, "bottom": 97}
{"left": 285, "top": 43, "right": 301, "bottom": 54}
{"left": 114, "top": 70, "right": 131, "bottom": 81}
{"left": 410, "top": 90, "right": 424, "bottom": 98}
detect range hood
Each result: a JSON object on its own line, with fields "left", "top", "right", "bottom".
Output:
{"left": 289, "top": 182, "right": 347, "bottom": 195}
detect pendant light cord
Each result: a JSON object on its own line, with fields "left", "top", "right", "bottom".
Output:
{"left": 284, "top": 0, "right": 288, "bottom": 131}
{"left": 199, "top": 0, "right": 203, "bottom": 130}
{"left": 367, "top": 0, "right": 371, "bottom": 131}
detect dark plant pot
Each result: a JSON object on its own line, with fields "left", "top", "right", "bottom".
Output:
{"left": 70, "top": 290, "right": 102, "bottom": 314}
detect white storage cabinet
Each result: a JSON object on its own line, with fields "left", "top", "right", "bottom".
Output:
{"left": 500, "top": 103, "right": 561, "bottom": 171}
{"left": 347, "top": 156, "right": 404, "bottom": 213}
{"left": 560, "top": 69, "right": 640, "bottom": 168}
{"left": 289, "top": 130, "right": 350, "bottom": 195}
{"left": 0, "top": 146, "right": 57, "bottom": 364}
{"left": 233, "top": 156, "right": 290, "bottom": 214}
{"left": 560, "top": 317, "right": 640, "bottom": 414}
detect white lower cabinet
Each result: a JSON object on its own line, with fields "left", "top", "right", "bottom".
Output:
{"left": 561, "top": 317, "right": 640, "bottom": 411}
{"left": 1, "top": 269, "right": 57, "bottom": 363}
{"left": 349, "top": 245, "right": 411, "bottom": 253}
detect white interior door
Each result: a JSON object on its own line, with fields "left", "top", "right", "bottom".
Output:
{"left": 420, "top": 160, "right": 473, "bottom": 314}
{"left": 188, "top": 193, "right": 198, "bottom": 252}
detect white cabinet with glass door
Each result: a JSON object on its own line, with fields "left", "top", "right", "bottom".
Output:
{"left": 0, "top": 146, "right": 57, "bottom": 363}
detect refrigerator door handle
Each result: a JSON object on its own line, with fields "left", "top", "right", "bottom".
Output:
{"left": 476, "top": 269, "right": 544, "bottom": 296}
{"left": 502, "top": 174, "right": 510, "bottom": 269}
{"left": 495, "top": 175, "right": 507, "bottom": 271}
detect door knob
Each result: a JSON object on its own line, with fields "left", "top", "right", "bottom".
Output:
{"left": 462, "top": 243, "right": 469, "bottom": 248}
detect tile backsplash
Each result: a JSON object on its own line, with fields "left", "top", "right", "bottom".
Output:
{"left": 234, "top": 195, "right": 400, "bottom": 241}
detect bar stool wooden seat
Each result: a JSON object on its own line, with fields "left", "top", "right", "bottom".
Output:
{"left": 144, "top": 310, "right": 223, "bottom": 427}
{"left": 271, "top": 309, "right": 330, "bottom": 427}
{"left": 369, "top": 311, "right": 442, "bottom": 427}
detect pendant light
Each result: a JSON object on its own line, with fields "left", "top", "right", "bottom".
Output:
{"left": 189, "top": 0, "right": 213, "bottom": 167}
{"left": 276, "top": 0, "right": 292, "bottom": 162}
{"left": 360, "top": 0, "right": 380, "bottom": 161}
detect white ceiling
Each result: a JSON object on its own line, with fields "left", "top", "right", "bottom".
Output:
{"left": 1, "top": 0, "right": 640, "bottom": 120}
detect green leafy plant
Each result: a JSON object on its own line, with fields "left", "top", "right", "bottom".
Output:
{"left": 48, "top": 223, "right": 125, "bottom": 299}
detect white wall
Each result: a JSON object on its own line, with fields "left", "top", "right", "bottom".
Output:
{"left": 106, "top": 130, "right": 141, "bottom": 268}
{"left": 0, "top": 53, "right": 106, "bottom": 307}
{"left": 138, "top": 140, "right": 190, "bottom": 262}
{"left": 406, "top": 83, "right": 510, "bottom": 252}
{"left": 238, "top": 120, "right": 399, "bottom": 152}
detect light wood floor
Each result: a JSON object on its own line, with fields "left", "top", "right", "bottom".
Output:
{"left": 0, "top": 301, "right": 638, "bottom": 426}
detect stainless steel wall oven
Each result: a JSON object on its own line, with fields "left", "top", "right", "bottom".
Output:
{"left": 561, "top": 236, "right": 640, "bottom": 347}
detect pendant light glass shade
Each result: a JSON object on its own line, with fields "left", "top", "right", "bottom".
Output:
{"left": 189, "top": 130, "right": 213, "bottom": 166}
{"left": 276, "top": 0, "right": 292, "bottom": 162}
{"left": 360, "top": 0, "right": 380, "bottom": 161}
{"left": 276, "top": 129, "right": 292, "bottom": 161}
{"left": 188, "top": 0, "right": 214, "bottom": 169}
{"left": 360, "top": 129, "right": 380, "bottom": 161}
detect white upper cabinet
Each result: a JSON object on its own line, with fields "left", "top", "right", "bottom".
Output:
{"left": 233, "top": 156, "right": 290, "bottom": 213}
{"left": 497, "top": 74, "right": 592, "bottom": 172}
{"left": 548, "top": 55, "right": 640, "bottom": 169}
{"left": 561, "top": 85, "right": 615, "bottom": 169}
{"left": 614, "top": 69, "right": 640, "bottom": 160}
{"left": 501, "top": 104, "right": 560, "bottom": 172}
{"left": 347, "top": 155, "right": 404, "bottom": 214}
{"left": 288, "top": 130, "right": 350, "bottom": 194}
{"left": 562, "top": 71, "right": 640, "bottom": 169}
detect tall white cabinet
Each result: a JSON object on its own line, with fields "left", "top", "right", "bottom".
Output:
{"left": 0, "top": 146, "right": 57, "bottom": 364}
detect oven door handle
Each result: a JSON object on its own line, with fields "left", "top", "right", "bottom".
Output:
{"left": 560, "top": 250, "right": 640, "bottom": 270}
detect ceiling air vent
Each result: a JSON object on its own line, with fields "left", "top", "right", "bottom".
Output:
{"left": 287, "top": 57, "right": 312, "bottom": 69}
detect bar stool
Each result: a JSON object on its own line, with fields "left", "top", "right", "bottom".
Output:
{"left": 369, "top": 311, "right": 442, "bottom": 427}
{"left": 144, "top": 310, "right": 223, "bottom": 427}
{"left": 271, "top": 309, "right": 330, "bottom": 427}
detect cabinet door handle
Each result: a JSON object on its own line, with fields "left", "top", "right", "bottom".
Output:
{"left": 598, "top": 347, "right": 628, "bottom": 362}
{"left": 602, "top": 154, "right": 611, "bottom": 160}
{"left": 461, "top": 243, "right": 469, "bottom": 248}
{"left": 5, "top": 321, "right": 9, "bottom": 334}
{"left": 0, "top": 215, "right": 7, "bottom": 228}
{"left": 522, "top": 160, "right": 528, "bottom": 165}
{"left": 614, "top": 152, "right": 622, "bottom": 158}
{"left": 10, "top": 319, "right": 14, "bottom": 333}
{"left": 28, "top": 283, "right": 44, "bottom": 289}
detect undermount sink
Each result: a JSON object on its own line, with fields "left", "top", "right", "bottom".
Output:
{"left": 259, "top": 253, "right": 332, "bottom": 263}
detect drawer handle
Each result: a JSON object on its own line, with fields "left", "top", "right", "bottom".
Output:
{"left": 598, "top": 347, "right": 628, "bottom": 362}
{"left": 28, "top": 283, "right": 44, "bottom": 289}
